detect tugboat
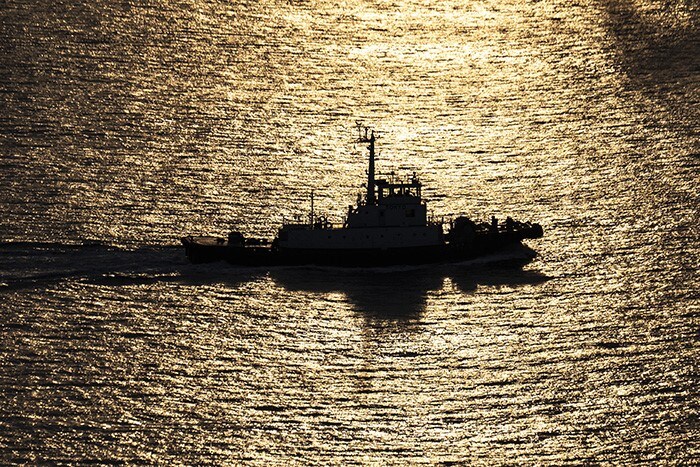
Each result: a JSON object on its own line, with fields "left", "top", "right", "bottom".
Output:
{"left": 181, "top": 124, "right": 543, "bottom": 266}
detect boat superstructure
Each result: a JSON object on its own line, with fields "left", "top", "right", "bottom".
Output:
{"left": 275, "top": 127, "right": 443, "bottom": 257}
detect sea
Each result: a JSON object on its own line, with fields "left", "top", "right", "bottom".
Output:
{"left": 1, "top": 0, "right": 698, "bottom": 464}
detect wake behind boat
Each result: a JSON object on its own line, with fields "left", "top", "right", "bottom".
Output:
{"left": 181, "top": 125, "right": 543, "bottom": 266}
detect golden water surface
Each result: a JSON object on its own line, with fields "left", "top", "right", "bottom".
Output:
{"left": 1, "top": 0, "right": 698, "bottom": 464}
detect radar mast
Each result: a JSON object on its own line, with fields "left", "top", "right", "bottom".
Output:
{"left": 356, "top": 123, "right": 378, "bottom": 205}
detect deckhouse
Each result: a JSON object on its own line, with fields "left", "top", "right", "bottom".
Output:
{"left": 276, "top": 125, "right": 443, "bottom": 251}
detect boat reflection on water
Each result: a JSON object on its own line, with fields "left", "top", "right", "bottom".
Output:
{"left": 270, "top": 265, "right": 441, "bottom": 319}
{"left": 269, "top": 245, "right": 549, "bottom": 319}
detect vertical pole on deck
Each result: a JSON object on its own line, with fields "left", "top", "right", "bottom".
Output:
{"left": 310, "top": 190, "right": 314, "bottom": 227}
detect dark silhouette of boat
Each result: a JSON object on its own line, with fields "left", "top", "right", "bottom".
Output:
{"left": 181, "top": 124, "right": 543, "bottom": 266}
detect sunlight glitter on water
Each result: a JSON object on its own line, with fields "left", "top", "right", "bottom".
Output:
{"left": 1, "top": 0, "right": 698, "bottom": 464}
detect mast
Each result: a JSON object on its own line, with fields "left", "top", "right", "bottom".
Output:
{"left": 357, "top": 124, "right": 377, "bottom": 205}
{"left": 310, "top": 190, "right": 314, "bottom": 227}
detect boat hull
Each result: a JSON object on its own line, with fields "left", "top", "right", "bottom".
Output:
{"left": 181, "top": 225, "right": 543, "bottom": 267}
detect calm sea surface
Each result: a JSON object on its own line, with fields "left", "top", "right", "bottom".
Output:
{"left": 1, "top": 0, "right": 698, "bottom": 464}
